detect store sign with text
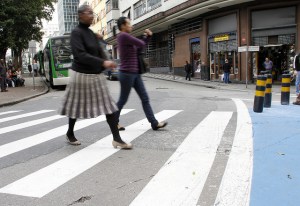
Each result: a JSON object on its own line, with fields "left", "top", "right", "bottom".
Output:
{"left": 214, "top": 34, "right": 229, "bottom": 42}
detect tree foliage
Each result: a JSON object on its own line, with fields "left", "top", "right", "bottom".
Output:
{"left": 0, "top": 0, "right": 57, "bottom": 66}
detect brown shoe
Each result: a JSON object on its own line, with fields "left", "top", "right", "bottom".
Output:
{"left": 293, "top": 101, "right": 300, "bottom": 105}
{"left": 152, "top": 121, "right": 168, "bottom": 130}
{"left": 112, "top": 141, "right": 132, "bottom": 149}
{"left": 118, "top": 124, "right": 125, "bottom": 131}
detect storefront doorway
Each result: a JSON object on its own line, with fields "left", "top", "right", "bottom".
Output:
{"left": 251, "top": 7, "right": 296, "bottom": 81}
{"left": 252, "top": 34, "right": 296, "bottom": 81}
{"left": 190, "top": 38, "right": 200, "bottom": 77}
{"left": 257, "top": 45, "right": 295, "bottom": 80}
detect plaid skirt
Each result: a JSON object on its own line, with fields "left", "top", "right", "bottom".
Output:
{"left": 59, "top": 70, "right": 118, "bottom": 119}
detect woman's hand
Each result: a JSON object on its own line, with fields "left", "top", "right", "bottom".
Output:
{"left": 104, "top": 61, "right": 117, "bottom": 69}
{"left": 144, "top": 29, "right": 153, "bottom": 37}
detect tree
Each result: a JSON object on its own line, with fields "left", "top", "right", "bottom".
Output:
{"left": 0, "top": 0, "right": 57, "bottom": 67}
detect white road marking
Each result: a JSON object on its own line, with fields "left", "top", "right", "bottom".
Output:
{"left": 0, "top": 111, "right": 22, "bottom": 116}
{"left": 214, "top": 98, "right": 253, "bottom": 206}
{"left": 130, "top": 111, "right": 233, "bottom": 206}
{"left": 0, "top": 110, "right": 182, "bottom": 198}
{"left": 0, "top": 110, "right": 54, "bottom": 123}
{"left": 0, "top": 109, "right": 134, "bottom": 159}
{"left": 0, "top": 115, "right": 65, "bottom": 135}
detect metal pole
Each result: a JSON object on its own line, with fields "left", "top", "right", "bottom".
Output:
{"left": 31, "top": 49, "right": 36, "bottom": 90}
{"left": 246, "top": 47, "right": 248, "bottom": 88}
{"left": 172, "top": 54, "right": 175, "bottom": 80}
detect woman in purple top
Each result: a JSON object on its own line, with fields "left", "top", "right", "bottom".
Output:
{"left": 115, "top": 17, "right": 167, "bottom": 131}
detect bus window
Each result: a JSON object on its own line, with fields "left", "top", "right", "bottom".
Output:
{"left": 51, "top": 38, "right": 72, "bottom": 70}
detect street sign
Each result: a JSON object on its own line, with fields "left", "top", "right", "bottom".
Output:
{"left": 238, "top": 46, "right": 248, "bottom": 52}
{"left": 248, "top": 46, "right": 260, "bottom": 52}
{"left": 238, "top": 46, "right": 259, "bottom": 52}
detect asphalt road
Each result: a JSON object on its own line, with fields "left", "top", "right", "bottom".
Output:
{"left": 0, "top": 77, "right": 286, "bottom": 206}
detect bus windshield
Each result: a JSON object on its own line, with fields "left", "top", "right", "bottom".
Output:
{"left": 51, "top": 37, "right": 72, "bottom": 70}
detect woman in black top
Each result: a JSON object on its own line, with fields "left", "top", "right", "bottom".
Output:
{"left": 60, "top": 5, "right": 132, "bottom": 149}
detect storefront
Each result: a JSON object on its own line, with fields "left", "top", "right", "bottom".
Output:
{"left": 251, "top": 7, "right": 297, "bottom": 80}
{"left": 190, "top": 37, "right": 201, "bottom": 77}
{"left": 208, "top": 14, "right": 238, "bottom": 80}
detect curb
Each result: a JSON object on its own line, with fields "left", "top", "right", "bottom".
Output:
{"left": 0, "top": 77, "right": 50, "bottom": 108}
{"left": 142, "top": 74, "right": 252, "bottom": 93}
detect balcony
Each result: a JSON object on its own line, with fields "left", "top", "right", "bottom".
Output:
{"left": 106, "top": 9, "right": 120, "bottom": 23}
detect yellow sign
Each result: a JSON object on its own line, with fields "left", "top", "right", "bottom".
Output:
{"left": 214, "top": 35, "right": 229, "bottom": 42}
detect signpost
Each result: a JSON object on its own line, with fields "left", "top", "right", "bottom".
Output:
{"left": 238, "top": 46, "right": 260, "bottom": 88}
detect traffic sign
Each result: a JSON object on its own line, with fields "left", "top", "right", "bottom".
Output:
{"left": 248, "top": 46, "right": 260, "bottom": 52}
{"left": 238, "top": 46, "right": 247, "bottom": 52}
{"left": 238, "top": 46, "right": 260, "bottom": 52}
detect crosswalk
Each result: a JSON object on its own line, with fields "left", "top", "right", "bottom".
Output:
{"left": 0, "top": 100, "right": 253, "bottom": 206}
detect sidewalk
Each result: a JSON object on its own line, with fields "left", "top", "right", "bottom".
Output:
{"left": 143, "top": 73, "right": 285, "bottom": 94}
{"left": 0, "top": 76, "right": 49, "bottom": 107}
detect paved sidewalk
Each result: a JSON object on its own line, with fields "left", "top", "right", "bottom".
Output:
{"left": 0, "top": 76, "right": 49, "bottom": 107}
{"left": 143, "top": 73, "right": 286, "bottom": 94}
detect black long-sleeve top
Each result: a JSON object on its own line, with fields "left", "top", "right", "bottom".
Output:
{"left": 71, "top": 22, "right": 106, "bottom": 74}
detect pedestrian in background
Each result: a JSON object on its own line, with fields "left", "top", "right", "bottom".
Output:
{"left": 293, "top": 53, "right": 300, "bottom": 105}
{"left": 60, "top": 5, "right": 132, "bottom": 149}
{"left": 263, "top": 57, "right": 273, "bottom": 73}
{"left": 0, "top": 59, "right": 8, "bottom": 92}
{"left": 114, "top": 17, "right": 168, "bottom": 131}
{"left": 223, "top": 59, "right": 231, "bottom": 84}
{"left": 184, "top": 60, "right": 192, "bottom": 81}
{"left": 33, "top": 60, "right": 38, "bottom": 77}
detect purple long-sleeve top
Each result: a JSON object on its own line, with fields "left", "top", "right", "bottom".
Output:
{"left": 117, "top": 32, "right": 149, "bottom": 73}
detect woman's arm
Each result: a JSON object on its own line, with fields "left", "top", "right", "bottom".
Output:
{"left": 121, "top": 32, "right": 148, "bottom": 48}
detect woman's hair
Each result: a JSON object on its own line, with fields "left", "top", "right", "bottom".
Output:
{"left": 78, "top": 4, "right": 90, "bottom": 14}
{"left": 113, "top": 17, "right": 128, "bottom": 36}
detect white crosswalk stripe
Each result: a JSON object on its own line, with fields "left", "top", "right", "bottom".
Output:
{"left": 0, "top": 110, "right": 182, "bottom": 198}
{"left": 214, "top": 99, "right": 253, "bottom": 206}
{"left": 0, "top": 102, "right": 253, "bottom": 205}
{"left": 0, "top": 109, "right": 134, "bottom": 159}
{"left": 0, "top": 110, "right": 54, "bottom": 123}
{"left": 0, "top": 111, "right": 22, "bottom": 116}
{"left": 0, "top": 115, "right": 65, "bottom": 135}
{"left": 130, "top": 111, "right": 233, "bottom": 206}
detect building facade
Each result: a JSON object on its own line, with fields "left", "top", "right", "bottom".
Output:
{"left": 106, "top": 0, "right": 300, "bottom": 82}
{"left": 40, "top": 4, "right": 60, "bottom": 50}
{"left": 90, "top": 0, "right": 108, "bottom": 38}
{"left": 58, "top": 0, "right": 80, "bottom": 35}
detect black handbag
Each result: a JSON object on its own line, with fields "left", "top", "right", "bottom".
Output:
{"left": 138, "top": 51, "right": 148, "bottom": 74}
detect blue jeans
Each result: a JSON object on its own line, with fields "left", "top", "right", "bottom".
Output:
{"left": 117, "top": 71, "right": 158, "bottom": 127}
{"left": 296, "top": 71, "right": 300, "bottom": 94}
{"left": 224, "top": 72, "right": 230, "bottom": 84}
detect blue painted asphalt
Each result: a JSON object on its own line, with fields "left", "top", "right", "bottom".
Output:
{"left": 250, "top": 103, "right": 300, "bottom": 206}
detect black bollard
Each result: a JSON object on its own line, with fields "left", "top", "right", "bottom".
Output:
{"left": 253, "top": 75, "right": 267, "bottom": 113}
{"left": 264, "top": 74, "right": 272, "bottom": 108}
{"left": 281, "top": 74, "right": 291, "bottom": 105}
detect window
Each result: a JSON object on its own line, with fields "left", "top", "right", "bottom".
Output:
{"left": 107, "top": 20, "right": 116, "bottom": 34}
{"left": 106, "top": 0, "right": 112, "bottom": 13}
{"left": 122, "top": 8, "right": 131, "bottom": 19}
{"left": 106, "top": 0, "right": 118, "bottom": 13}
{"left": 112, "top": 0, "right": 118, "bottom": 9}
{"left": 134, "top": 0, "right": 146, "bottom": 19}
{"left": 147, "top": 0, "right": 161, "bottom": 12}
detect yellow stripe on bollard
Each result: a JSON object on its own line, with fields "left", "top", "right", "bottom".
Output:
{"left": 281, "top": 87, "right": 290, "bottom": 92}
{"left": 282, "top": 78, "right": 291, "bottom": 83}
{"left": 256, "top": 80, "right": 266, "bottom": 86}
{"left": 265, "top": 88, "right": 272, "bottom": 93}
{"left": 255, "top": 91, "right": 265, "bottom": 97}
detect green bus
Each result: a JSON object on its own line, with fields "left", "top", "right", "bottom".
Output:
{"left": 43, "top": 35, "right": 72, "bottom": 88}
